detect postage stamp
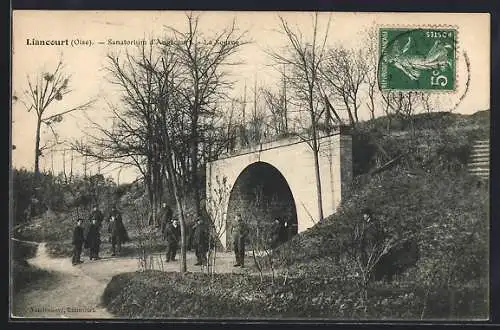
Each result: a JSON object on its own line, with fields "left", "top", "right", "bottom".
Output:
{"left": 379, "top": 27, "right": 457, "bottom": 91}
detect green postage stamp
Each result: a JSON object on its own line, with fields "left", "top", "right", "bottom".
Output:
{"left": 379, "top": 27, "right": 457, "bottom": 91}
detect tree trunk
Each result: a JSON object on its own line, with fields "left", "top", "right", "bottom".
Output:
{"left": 191, "top": 111, "right": 201, "bottom": 217}
{"left": 282, "top": 64, "right": 288, "bottom": 133}
{"left": 34, "top": 117, "right": 42, "bottom": 180}
{"left": 29, "top": 117, "right": 43, "bottom": 219}
{"left": 309, "top": 101, "right": 324, "bottom": 223}
{"left": 345, "top": 103, "right": 356, "bottom": 127}
{"left": 172, "top": 180, "right": 187, "bottom": 273}
{"left": 162, "top": 128, "right": 188, "bottom": 273}
{"left": 161, "top": 107, "right": 187, "bottom": 274}
{"left": 369, "top": 89, "right": 376, "bottom": 120}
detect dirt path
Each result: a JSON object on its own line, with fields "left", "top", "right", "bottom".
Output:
{"left": 12, "top": 242, "right": 253, "bottom": 319}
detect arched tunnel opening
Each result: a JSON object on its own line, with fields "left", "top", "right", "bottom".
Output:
{"left": 226, "top": 161, "right": 298, "bottom": 250}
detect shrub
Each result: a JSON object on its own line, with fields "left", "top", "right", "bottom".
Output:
{"left": 12, "top": 239, "right": 38, "bottom": 261}
{"left": 101, "top": 271, "right": 487, "bottom": 319}
{"left": 351, "top": 110, "right": 489, "bottom": 176}
{"left": 11, "top": 241, "right": 57, "bottom": 294}
{"left": 11, "top": 260, "right": 56, "bottom": 293}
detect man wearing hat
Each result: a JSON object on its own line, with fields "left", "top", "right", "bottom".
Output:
{"left": 232, "top": 213, "right": 248, "bottom": 267}
{"left": 108, "top": 205, "right": 128, "bottom": 256}
{"left": 193, "top": 217, "right": 209, "bottom": 266}
{"left": 159, "top": 202, "right": 173, "bottom": 233}
{"left": 85, "top": 217, "right": 101, "bottom": 260}
{"left": 356, "top": 208, "right": 385, "bottom": 268}
{"left": 71, "top": 218, "right": 85, "bottom": 265}
{"left": 164, "top": 218, "right": 181, "bottom": 262}
{"left": 90, "top": 205, "right": 104, "bottom": 229}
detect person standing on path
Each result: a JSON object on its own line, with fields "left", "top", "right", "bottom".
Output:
{"left": 164, "top": 218, "right": 181, "bottom": 262}
{"left": 271, "top": 217, "right": 282, "bottom": 249}
{"left": 159, "top": 203, "right": 173, "bottom": 233}
{"left": 193, "top": 217, "right": 209, "bottom": 266}
{"left": 71, "top": 219, "right": 85, "bottom": 265}
{"left": 356, "top": 208, "right": 386, "bottom": 268}
{"left": 90, "top": 206, "right": 104, "bottom": 230}
{"left": 232, "top": 213, "right": 248, "bottom": 267}
{"left": 85, "top": 218, "right": 101, "bottom": 260}
{"left": 108, "top": 205, "right": 128, "bottom": 256}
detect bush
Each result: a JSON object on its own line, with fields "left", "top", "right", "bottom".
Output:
{"left": 101, "top": 271, "right": 487, "bottom": 319}
{"left": 15, "top": 211, "right": 75, "bottom": 243}
{"left": 361, "top": 110, "right": 490, "bottom": 134}
{"left": 352, "top": 110, "right": 489, "bottom": 176}
{"left": 12, "top": 259, "right": 57, "bottom": 293}
{"left": 12, "top": 239, "right": 38, "bottom": 261}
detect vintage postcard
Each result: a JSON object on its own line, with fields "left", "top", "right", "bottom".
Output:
{"left": 10, "top": 11, "right": 490, "bottom": 320}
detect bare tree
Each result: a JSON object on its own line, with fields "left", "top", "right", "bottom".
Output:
{"left": 321, "top": 46, "right": 368, "bottom": 126}
{"left": 243, "top": 79, "right": 268, "bottom": 144}
{"left": 260, "top": 65, "right": 290, "bottom": 137}
{"left": 167, "top": 13, "right": 248, "bottom": 218}
{"left": 204, "top": 175, "right": 231, "bottom": 275}
{"left": 13, "top": 60, "right": 94, "bottom": 218}
{"left": 268, "top": 13, "right": 331, "bottom": 222}
{"left": 363, "top": 28, "right": 379, "bottom": 121}
{"left": 77, "top": 15, "right": 247, "bottom": 272}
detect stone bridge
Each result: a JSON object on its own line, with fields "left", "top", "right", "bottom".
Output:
{"left": 205, "top": 130, "right": 353, "bottom": 250}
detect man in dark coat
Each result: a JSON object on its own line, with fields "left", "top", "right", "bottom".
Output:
{"left": 72, "top": 219, "right": 85, "bottom": 265}
{"left": 159, "top": 203, "right": 173, "bottom": 233}
{"left": 90, "top": 206, "right": 104, "bottom": 229}
{"left": 85, "top": 218, "right": 101, "bottom": 260}
{"left": 270, "top": 217, "right": 282, "bottom": 249}
{"left": 193, "top": 217, "right": 209, "bottom": 266}
{"left": 108, "top": 205, "right": 128, "bottom": 256}
{"left": 281, "top": 218, "right": 291, "bottom": 243}
{"left": 164, "top": 219, "right": 181, "bottom": 262}
{"left": 356, "top": 208, "right": 386, "bottom": 268}
{"left": 232, "top": 213, "right": 247, "bottom": 267}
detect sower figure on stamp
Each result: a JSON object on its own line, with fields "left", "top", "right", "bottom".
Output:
{"left": 193, "top": 217, "right": 209, "bottom": 266}
{"left": 165, "top": 218, "right": 181, "bottom": 262}
{"left": 72, "top": 218, "right": 85, "bottom": 265}
{"left": 232, "top": 213, "right": 247, "bottom": 267}
{"left": 85, "top": 218, "right": 101, "bottom": 260}
{"left": 108, "top": 205, "right": 128, "bottom": 256}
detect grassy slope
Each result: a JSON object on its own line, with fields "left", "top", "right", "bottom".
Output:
{"left": 102, "top": 271, "right": 487, "bottom": 319}
{"left": 11, "top": 240, "right": 59, "bottom": 294}
{"left": 101, "top": 110, "right": 490, "bottom": 319}
{"left": 14, "top": 187, "right": 168, "bottom": 258}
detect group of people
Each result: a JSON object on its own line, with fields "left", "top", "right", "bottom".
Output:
{"left": 158, "top": 202, "right": 296, "bottom": 269}
{"left": 270, "top": 216, "right": 295, "bottom": 249}
{"left": 71, "top": 205, "right": 129, "bottom": 265}
{"left": 72, "top": 200, "right": 298, "bottom": 269}
{"left": 71, "top": 201, "right": 416, "bottom": 281}
{"left": 231, "top": 214, "right": 295, "bottom": 267}
{"left": 158, "top": 203, "right": 213, "bottom": 266}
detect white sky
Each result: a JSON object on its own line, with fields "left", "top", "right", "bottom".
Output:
{"left": 11, "top": 11, "right": 490, "bottom": 183}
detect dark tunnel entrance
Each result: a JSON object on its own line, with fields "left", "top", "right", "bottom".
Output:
{"left": 226, "top": 161, "right": 298, "bottom": 250}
